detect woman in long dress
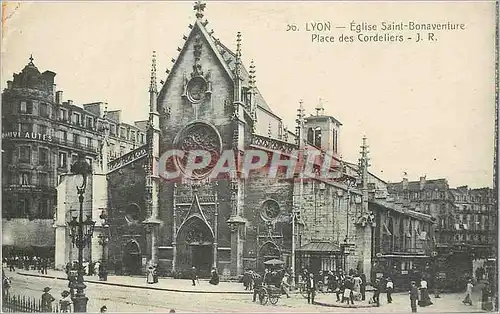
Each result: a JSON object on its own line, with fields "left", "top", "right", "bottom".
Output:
{"left": 463, "top": 279, "right": 473, "bottom": 305}
{"left": 209, "top": 267, "right": 219, "bottom": 285}
{"left": 418, "top": 278, "right": 433, "bottom": 307}
{"left": 146, "top": 266, "right": 154, "bottom": 284}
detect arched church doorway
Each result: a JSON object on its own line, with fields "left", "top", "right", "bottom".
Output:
{"left": 123, "top": 240, "right": 142, "bottom": 275}
{"left": 176, "top": 217, "right": 214, "bottom": 278}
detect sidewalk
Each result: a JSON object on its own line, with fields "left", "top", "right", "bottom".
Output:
{"left": 16, "top": 269, "right": 252, "bottom": 295}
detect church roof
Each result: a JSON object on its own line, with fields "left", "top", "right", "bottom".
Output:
{"left": 213, "top": 39, "right": 273, "bottom": 113}
{"left": 160, "top": 4, "right": 274, "bottom": 113}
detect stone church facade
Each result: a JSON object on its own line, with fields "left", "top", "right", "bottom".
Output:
{"left": 104, "top": 2, "right": 434, "bottom": 281}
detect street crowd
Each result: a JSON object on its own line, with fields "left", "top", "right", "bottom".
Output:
{"left": 1, "top": 260, "right": 496, "bottom": 312}
{"left": 239, "top": 266, "right": 495, "bottom": 312}
{"left": 3, "top": 255, "right": 51, "bottom": 274}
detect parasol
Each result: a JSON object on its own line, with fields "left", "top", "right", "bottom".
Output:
{"left": 263, "top": 259, "right": 284, "bottom": 266}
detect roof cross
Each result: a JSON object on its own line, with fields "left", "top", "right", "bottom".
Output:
{"left": 193, "top": 0, "right": 206, "bottom": 20}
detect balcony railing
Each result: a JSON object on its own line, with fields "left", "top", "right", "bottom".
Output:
{"left": 250, "top": 134, "right": 298, "bottom": 155}
{"left": 51, "top": 137, "right": 98, "bottom": 152}
{"left": 381, "top": 240, "right": 430, "bottom": 255}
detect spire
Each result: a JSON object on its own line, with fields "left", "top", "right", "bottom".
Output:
{"left": 358, "top": 136, "right": 370, "bottom": 170}
{"left": 268, "top": 122, "right": 272, "bottom": 138}
{"left": 28, "top": 54, "right": 34, "bottom": 66}
{"left": 315, "top": 97, "right": 325, "bottom": 116}
{"left": 248, "top": 60, "right": 256, "bottom": 90}
{"left": 234, "top": 32, "right": 242, "bottom": 78}
{"left": 149, "top": 51, "right": 159, "bottom": 114}
{"left": 249, "top": 59, "right": 257, "bottom": 112}
{"left": 149, "top": 51, "right": 157, "bottom": 93}
{"left": 296, "top": 100, "right": 306, "bottom": 147}
{"left": 193, "top": 0, "right": 206, "bottom": 20}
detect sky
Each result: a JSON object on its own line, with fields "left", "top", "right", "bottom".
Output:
{"left": 1, "top": 1, "right": 496, "bottom": 188}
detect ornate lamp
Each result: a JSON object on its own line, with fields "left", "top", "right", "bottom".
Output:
{"left": 67, "top": 154, "right": 94, "bottom": 312}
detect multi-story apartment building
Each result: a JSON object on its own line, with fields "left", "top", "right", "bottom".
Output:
{"left": 1, "top": 56, "right": 146, "bottom": 259}
{"left": 387, "top": 177, "right": 495, "bottom": 290}
{"left": 449, "top": 187, "right": 496, "bottom": 275}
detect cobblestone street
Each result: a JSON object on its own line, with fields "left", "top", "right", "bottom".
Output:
{"left": 4, "top": 270, "right": 489, "bottom": 313}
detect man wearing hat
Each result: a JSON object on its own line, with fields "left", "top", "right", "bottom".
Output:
{"left": 409, "top": 281, "right": 419, "bottom": 312}
{"left": 190, "top": 266, "right": 198, "bottom": 286}
{"left": 281, "top": 273, "right": 291, "bottom": 298}
{"left": 41, "top": 287, "right": 55, "bottom": 312}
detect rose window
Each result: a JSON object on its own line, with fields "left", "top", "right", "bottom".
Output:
{"left": 174, "top": 122, "right": 221, "bottom": 180}
{"left": 260, "top": 199, "right": 281, "bottom": 221}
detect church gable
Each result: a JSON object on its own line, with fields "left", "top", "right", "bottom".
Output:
{"left": 158, "top": 21, "right": 235, "bottom": 130}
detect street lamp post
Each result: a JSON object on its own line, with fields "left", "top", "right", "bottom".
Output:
{"left": 97, "top": 212, "right": 110, "bottom": 281}
{"left": 67, "top": 155, "right": 95, "bottom": 313}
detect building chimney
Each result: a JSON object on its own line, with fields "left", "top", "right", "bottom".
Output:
{"left": 55, "top": 91, "right": 63, "bottom": 104}
{"left": 419, "top": 176, "right": 426, "bottom": 190}
{"left": 7, "top": 81, "right": 12, "bottom": 89}
{"left": 402, "top": 177, "right": 408, "bottom": 190}
{"left": 67, "top": 99, "right": 73, "bottom": 106}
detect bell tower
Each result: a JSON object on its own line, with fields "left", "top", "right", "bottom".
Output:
{"left": 304, "top": 98, "right": 342, "bottom": 156}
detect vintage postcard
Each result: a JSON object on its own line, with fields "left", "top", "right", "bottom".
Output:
{"left": 1, "top": 1, "right": 498, "bottom": 313}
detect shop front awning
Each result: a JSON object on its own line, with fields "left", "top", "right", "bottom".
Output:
{"left": 296, "top": 242, "right": 341, "bottom": 253}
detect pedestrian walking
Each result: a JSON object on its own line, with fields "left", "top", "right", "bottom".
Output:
{"left": 482, "top": 282, "right": 493, "bottom": 311}
{"left": 306, "top": 273, "right": 316, "bottom": 304}
{"left": 8, "top": 258, "right": 15, "bottom": 272}
{"left": 147, "top": 265, "right": 155, "bottom": 284}
{"left": 252, "top": 273, "right": 263, "bottom": 302}
{"left": 463, "top": 279, "right": 473, "bottom": 305}
{"left": 41, "top": 258, "right": 48, "bottom": 275}
{"left": 343, "top": 275, "right": 354, "bottom": 305}
{"left": 434, "top": 275, "right": 441, "bottom": 298}
{"left": 280, "top": 273, "right": 291, "bottom": 298}
{"left": 336, "top": 271, "right": 345, "bottom": 302}
{"left": 386, "top": 277, "right": 394, "bottom": 304}
{"left": 326, "top": 271, "right": 335, "bottom": 292}
{"left": 353, "top": 272, "right": 362, "bottom": 301}
{"left": 41, "top": 287, "right": 55, "bottom": 312}
{"left": 190, "top": 266, "right": 198, "bottom": 286}
{"left": 371, "top": 278, "right": 381, "bottom": 306}
{"left": 153, "top": 265, "right": 159, "bottom": 283}
{"left": 410, "top": 281, "right": 419, "bottom": 312}
{"left": 243, "top": 269, "right": 252, "bottom": 290}
{"left": 360, "top": 272, "right": 367, "bottom": 301}
{"left": 418, "top": 277, "right": 433, "bottom": 307}
{"left": 59, "top": 290, "right": 73, "bottom": 312}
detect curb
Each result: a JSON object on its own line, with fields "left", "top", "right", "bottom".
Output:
{"left": 17, "top": 272, "right": 252, "bottom": 295}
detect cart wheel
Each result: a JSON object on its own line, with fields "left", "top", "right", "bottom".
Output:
{"left": 270, "top": 295, "right": 279, "bottom": 305}
{"left": 259, "top": 287, "right": 269, "bottom": 305}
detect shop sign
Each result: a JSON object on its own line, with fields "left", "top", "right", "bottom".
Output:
{"left": 2, "top": 131, "right": 52, "bottom": 141}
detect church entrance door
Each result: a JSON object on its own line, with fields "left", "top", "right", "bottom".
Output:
{"left": 123, "top": 240, "right": 142, "bottom": 275}
{"left": 176, "top": 217, "right": 214, "bottom": 278}
{"left": 191, "top": 244, "right": 213, "bottom": 277}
